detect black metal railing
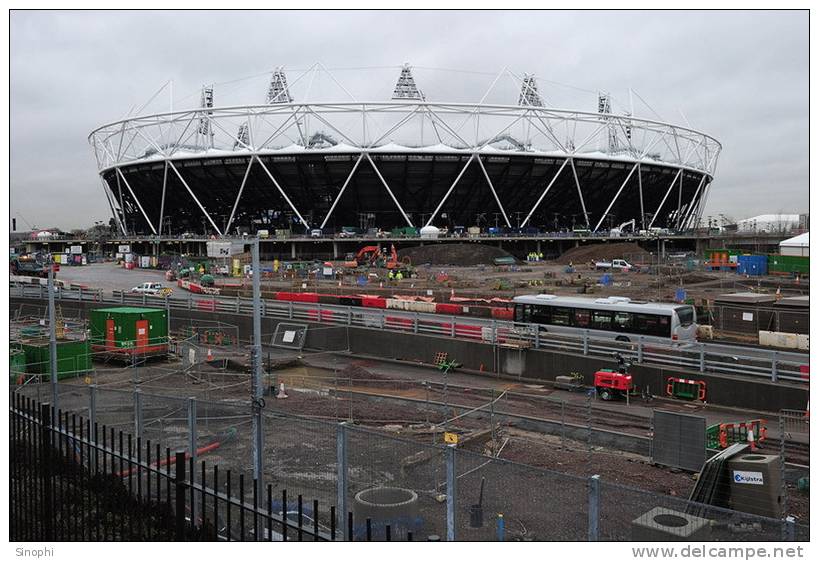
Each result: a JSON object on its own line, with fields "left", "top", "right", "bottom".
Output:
{"left": 9, "top": 392, "right": 410, "bottom": 541}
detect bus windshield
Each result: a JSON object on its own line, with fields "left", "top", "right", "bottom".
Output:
{"left": 675, "top": 306, "right": 695, "bottom": 327}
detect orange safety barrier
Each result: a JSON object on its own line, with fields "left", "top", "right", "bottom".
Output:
{"left": 717, "top": 419, "right": 767, "bottom": 449}
{"left": 665, "top": 377, "right": 707, "bottom": 401}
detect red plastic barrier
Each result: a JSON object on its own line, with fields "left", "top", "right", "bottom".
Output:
{"left": 361, "top": 297, "right": 387, "bottom": 309}
{"left": 435, "top": 303, "right": 464, "bottom": 315}
{"left": 307, "top": 309, "right": 335, "bottom": 322}
{"left": 455, "top": 323, "right": 483, "bottom": 340}
{"left": 197, "top": 300, "right": 216, "bottom": 311}
{"left": 275, "top": 291, "right": 318, "bottom": 303}
{"left": 385, "top": 316, "right": 414, "bottom": 329}
{"left": 491, "top": 308, "right": 514, "bottom": 320}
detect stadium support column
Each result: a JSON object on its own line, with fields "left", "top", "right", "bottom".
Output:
{"left": 648, "top": 168, "right": 682, "bottom": 229}
{"left": 333, "top": 242, "right": 339, "bottom": 259}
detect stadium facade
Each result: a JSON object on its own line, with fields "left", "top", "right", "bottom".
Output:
{"left": 88, "top": 65, "right": 721, "bottom": 236}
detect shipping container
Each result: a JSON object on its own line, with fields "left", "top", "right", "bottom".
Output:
{"left": 767, "top": 254, "right": 809, "bottom": 276}
{"left": 736, "top": 255, "right": 768, "bottom": 276}
{"left": 89, "top": 307, "right": 169, "bottom": 357}
{"left": 435, "top": 303, "right": 464, "bottom": 315}
{"left": 21, "top": 339, "right": 91, "bottom": 380}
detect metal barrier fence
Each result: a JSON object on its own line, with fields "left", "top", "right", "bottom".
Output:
{"left": 10, "top": 283, "right": 809, "bottom": 384}
{"left": 10, "top": 381, "right": 808, "bottom": 542}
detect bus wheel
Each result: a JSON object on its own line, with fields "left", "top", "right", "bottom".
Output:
{"left": 615, "top": 336, "right": 630, "bottom": 343}
{"left": 598, "top": 388, "right": 613, "bottom": 401}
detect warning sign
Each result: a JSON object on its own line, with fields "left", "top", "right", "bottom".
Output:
{"left": 444, "top": 432, "right": 459, "bottom": 445}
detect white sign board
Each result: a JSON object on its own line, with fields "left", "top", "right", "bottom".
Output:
{"left": 742, "top": 312, "right": 754, "bottom": 322}
{"left": 732, "top": 470, "right": 764, "bottom": 485}
{"left": 283, "top": 331, "right": 296, "bottom": 344}
{"left": 118, "top": 245, "right": 131, "bottom": 253}
{"left": 70, "top": 245, "right": 83, "bottom": 255}
{"left": 207, "top": 241, "right": 244, "bottom": 257}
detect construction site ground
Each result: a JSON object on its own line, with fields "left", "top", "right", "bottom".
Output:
{"left": 28, "top": 345, "right": 809, "bottom": 526}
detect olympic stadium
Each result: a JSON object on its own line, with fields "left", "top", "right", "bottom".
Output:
{"left": 88, "top": 64, "right": 721, "bottom": 236}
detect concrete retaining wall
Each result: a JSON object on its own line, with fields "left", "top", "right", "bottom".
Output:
{"left": 13, "top": 297, "right": 807, "bottom": 413}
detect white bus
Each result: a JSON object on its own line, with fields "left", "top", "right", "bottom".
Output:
{"left": 512, "top": 294, "right": 697, "bottom": 344}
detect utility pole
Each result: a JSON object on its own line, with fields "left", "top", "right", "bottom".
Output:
{"left": 250, "top": 238, "right": 264, "bottom": 498}
{"left": 48, "top": 258, "right": 58, "bottom": 423}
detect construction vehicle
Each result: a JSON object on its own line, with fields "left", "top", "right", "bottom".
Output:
{"left": 10, "top": 254, "right": 52, "bottom": 278}
{"left": 343, "top": 244, "right": 408, "bottom": 270}
{"left": 609, "top": 219, "right": 636, "bottom": 237}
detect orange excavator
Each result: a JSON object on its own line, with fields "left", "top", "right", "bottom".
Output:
{"left": 343, "top": 244, "right": 405, "bottom": 269}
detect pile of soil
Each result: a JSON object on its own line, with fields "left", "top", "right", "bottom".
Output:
{"left": 555, "top": 242, "right": 651, "bottom": 264}
{"left": 398, "top": 243, "right": 515, "bottom": 266}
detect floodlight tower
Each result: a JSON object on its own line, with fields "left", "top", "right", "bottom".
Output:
{"left": 198, "top": 85, "right": 215, "bottom": 148}
{"left": 598, "top": 91, "right": 618, "bottom": 153}
{"left": 392, "top": 63, "right": 440, "bottom": 145}
{"left": 392, "top": 63, "right": 424, "bottom": 100}
{"left": 267, "top": 67, "right": 293, "bottom": 104}
{"left": 234, "top": 122, "right": 250, "bottom": 149}
{"left": 518, "top": 74, "right": 543, "bottom": 107}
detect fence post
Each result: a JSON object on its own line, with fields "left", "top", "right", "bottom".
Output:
{"left": 174, "top": 451, "right": 187, "bottom": 541}
{"left": 446, "top": 444, "right": 457, "bottom": 542}
{"left": 583, "top": 330, "right": 589, "bottom": 355}
{"left": 336, "top": 422, "right": 348, "bottom": 540}
{"left": 637, "top": 337, "right": 644, "bottom": 363}
{"left": 783, "top": 516, "right": 796, "bottom": 541}
{"left": 40, "top": 402, "right": 55, "bottom": 541}
{"left": 187, "top": 397, "right": 197, "bottom": 461}
{"left": 699, "top": 343, "right": 705, "bottom": 373}
{"left": 588, "top": 474, "right": 600, "bottom": 542}
{"left": 288, "top": 302, "right": 293, "bottom": 319}
{"left": 771, "top": 351, "right": 779, "bottom": 382}
{"left": 134, "top": 388, "right": 143, "bottom": 442}
{"left": 414, "top": 313, "right": 419, "bottom": 334}
{"left": 89, "top": 384, "right": 97, "bottom": 441}
{"left": 534, "top": 327, "right": 540, "bottom": 349}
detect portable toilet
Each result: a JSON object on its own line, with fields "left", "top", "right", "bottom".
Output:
{"left": 89, "top": 307, "right": 169, "bottom": 357}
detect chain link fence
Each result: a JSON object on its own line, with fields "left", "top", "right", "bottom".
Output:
{"left": 10, "top": 378, "right": 809, "bottom": 542}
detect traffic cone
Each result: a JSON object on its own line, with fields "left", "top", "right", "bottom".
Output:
{"left": 206, "top": 348, "right": 213, "bottom": 362}
{"left": 747, "top": 427, "right": 757, "bottom": 451}
{"left": 276, "top": 382, "right": 288, "bottom": 399}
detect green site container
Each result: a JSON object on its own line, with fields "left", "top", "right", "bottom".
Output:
{"left": 21, "top": 339, "right": 91, "bottom": 380}
{"left": 767, "top": 254, "right": 809, "bottom": 276}
{"left": 10, "top": 348, "right": 26, "bottom": 381}
{"left": 89, "top": 307, "right": 169, "bottom": 356}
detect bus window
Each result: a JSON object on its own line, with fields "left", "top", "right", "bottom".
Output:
{"left": 573, "top": 309, "right": 591, "bottom": 327}
{"left": 531, "top": 304, "right": 551, "bottom": 324}
{"left": 635, "top": 314, "right": 671, "bottom": 337}
{"left": 551, "top": 307, "right": 572, "bottom": 326}
{"left": 613, "top": 311, "right": 633, "bottom": 331}
{"left": 591, "top": 310, "right": 613, "bottom": 330}
{"left": 675, "top": 306, "right": 694, "bottom": 327}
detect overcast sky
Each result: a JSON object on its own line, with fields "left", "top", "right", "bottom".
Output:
{"left": 10, "top": 10, "right": 808, "bottom": 231}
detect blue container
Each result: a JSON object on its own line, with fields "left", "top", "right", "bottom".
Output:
{"left": 737, "top": 255, "right": 768, "bottom": 276}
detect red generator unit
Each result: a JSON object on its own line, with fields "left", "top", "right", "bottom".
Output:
{"left": 593, "top": 369, "right": 634, "bottom": 401}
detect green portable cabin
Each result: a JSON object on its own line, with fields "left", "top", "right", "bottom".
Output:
{"left": 10, "top": 347, "right": 26, "bottom": 382}
{"left": 89, "top": 307, "right": 169, "bottom": 357}
{"left": 20, "top": 339, "right": 91, "bottom": 380}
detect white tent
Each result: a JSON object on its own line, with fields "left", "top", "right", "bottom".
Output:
{"left": 736, "top": 214, "right": 800, "bottom": 232}
{"left": 779, "top": 232, "right": 809, "bottom": 257}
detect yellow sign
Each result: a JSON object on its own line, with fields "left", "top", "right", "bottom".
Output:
{"left": 84, "top": 376, "right": 92, "bottom": 385}
{"left": 444, "top": 432, "right": 459, "bottom": 445}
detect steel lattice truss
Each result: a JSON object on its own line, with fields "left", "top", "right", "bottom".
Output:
{"left": 89, "top": 85, "right": 721, "bottom": 236}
